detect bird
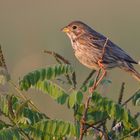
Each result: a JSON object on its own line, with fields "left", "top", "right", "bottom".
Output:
{"left": 61, "top": 21, "right": 140, "bottom": 83}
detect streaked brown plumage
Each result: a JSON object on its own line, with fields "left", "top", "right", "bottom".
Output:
{"left": 62, "top": 21, "right": 140, "bottom": 81}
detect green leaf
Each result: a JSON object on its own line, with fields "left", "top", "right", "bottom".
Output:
{"left": 86, "top": 107, "right": 108, "bottom": 124}
{"left": 68, "top": 91, "right": 83, "bottom": 108}
{"left": 15, "top": 100, "right": 30, "bottom": 119}
{"left": 68, "top": 92, "right": 76, "bottom": 108}
{"left": 75, "top": 104, "right": 84, "bottom": 121}
{"left": 0, "top": 95, "right": 9, "bottom": 115}
{"left": 35, "top": 80, "right": 69, "bottom": 105}
{"left": 0, "top": 127, "right": 22, "bottom": 140}
{"left": 0, "top": 95, "right": 48, "bottom": 125}
{"left": 132, "top": 90, "right": 140, "bottom": 106}
{"left": 0, "top": 121, "right": 9, "bottom": 130}
{"left": 76, "top": 91, "right": 83, "bottom": 104}
{"left": 20, "top": 64, "right": 73, "bottom": 91}
{"left": 91, "top": 92, "right": 138, "bottom": 129}
{"left": 29, "top": 119, "right": 76, "bottom": 139}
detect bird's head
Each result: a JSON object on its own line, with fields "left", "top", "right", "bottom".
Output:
{"left": 61, "top": 21, "right": 92, "bottom": 40}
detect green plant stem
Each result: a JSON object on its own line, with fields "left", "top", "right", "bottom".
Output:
{"left": 0, "top": 107, "right": 31, "bottom": 140}
{"left": 122, "top": 88, "right": 140, "bottom": 106}
{"left": 119, "top": 127, "right": 140, "bottom": 140}
{"left": 0, "top": 119, "right": 12, "bottom": 127}
{"left": 9, "top": 80, "right": 41, "bottom": 113}
{"left": 80, "top": 70, "right": 95, "bottom": 89}
{"left": 112, "top": 82, "right": 125, "bottom": 128}
{"left": 134, "top": 112, "right": 140, "bottom": 119}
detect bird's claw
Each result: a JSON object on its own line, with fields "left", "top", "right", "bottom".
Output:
{"left": 89, "top": 86, "right": 97, "bottom": 93}
{"left": 98, "top": 59, "right": 104, "bottom": 68}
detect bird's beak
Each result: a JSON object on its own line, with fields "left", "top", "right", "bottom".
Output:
{"left": 61, "top": 27, "right": 70, "bottom": 33}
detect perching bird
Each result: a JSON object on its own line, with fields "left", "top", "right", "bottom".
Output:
{"left": 62, "top": 21, "right": 140, "bottom": 81}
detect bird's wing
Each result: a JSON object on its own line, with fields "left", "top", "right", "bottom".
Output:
{"left": 90, "top": 35, "right": 138, "bottom": 64}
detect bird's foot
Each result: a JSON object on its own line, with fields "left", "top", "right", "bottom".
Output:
{"left": 89, "top": 86, "right": 96, "bottom": 94}
{"left": 98, "top": 59, "right": 104, "bottom": 69}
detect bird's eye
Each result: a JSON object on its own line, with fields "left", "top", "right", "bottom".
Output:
{"left": 72, "top": 25, "right": 77, "bottom": 30}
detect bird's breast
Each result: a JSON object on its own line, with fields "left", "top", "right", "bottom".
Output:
{"left": 72, "top": 41, "right": 99, "bottom": 70}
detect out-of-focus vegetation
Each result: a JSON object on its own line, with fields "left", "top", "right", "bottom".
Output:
{"left": 0, "top": 47, "right": 139, "bottom": 140}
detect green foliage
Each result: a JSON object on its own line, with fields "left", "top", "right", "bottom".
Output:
{"left": 92, "top": 92, "right": 138, "bottom": 129}
{"left": 35, "top": 80, "right": 69, "bottom": 105}
{"left": 132, "top": 90, "right": 140, "bottom": 106}
{"left": 0, "top": 94, "right": 76, "bottom": 140}
{"left": 0, "top": 95, "right": 48, "bottom": 125}
{"left": 68, "top": 91, "right": 83, "bottom": 108}
{"left": 0, "top": 127, "right": 22, "bottom": 140}
{"left": 0, "top": 49, "right": 139, "bottom": 140}
{"left": 20, "top": 64, "right": 73, "bottom": 91}
{"left": 86, "top": 107, "right": 108, "bottom": 124}
{"left": 29, "top": 119, "right": 76, "bottom": 140}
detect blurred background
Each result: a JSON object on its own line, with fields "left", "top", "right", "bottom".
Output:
{"left": 0, "top": 0, "right": 140, "bottom": 123}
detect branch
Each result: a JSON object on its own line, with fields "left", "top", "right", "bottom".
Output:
{"left": 0, "top": 45, "right": 8, "bottom": 71}
{"left": 44, "top": 50, "right": 71, "bottom": 64}
{"left": 80, "top": 70, "right": 96, "bottom": 89}
{"left": 122, "top": 88, "right": 140, "bottom": 106}
{"left": 79, "top": 38, "right": 109, "bottom": 140}
{"left": 44, "top": 50, "right": 77, "bottom": 88}
{"left": 119, "top": 126, "right": 140, "bottom": 140}
{"left": 118, "top": 82, "right": 125, "bottom": 104}
{"left": 89, "top": 126, "right": 109, "bottom": 140}
{"left": 79, "top": 69, "right": 101, "bottom": 140}
{"left": 9, "top": 80, "right": 46, "bottom": 116}
{"left": 134, "top": 112, "right": 140, "bottom": 119}
{"left": 112, "top": 82, "right": 125, "bottom": 128}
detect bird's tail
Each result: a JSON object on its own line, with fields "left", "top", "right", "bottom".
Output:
{"left": 121, "top": 62, "right": 140, "bottom": 81}
{"left": 130, "top": 69, "right": 140, "bottom": 81}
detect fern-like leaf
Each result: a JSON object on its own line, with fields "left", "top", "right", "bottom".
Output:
{"left": 91, "top": 92, "right": 138, "bottom": 129}
{"left": 0, "top": 127, "right": 22, "bottom": 140}
{"left": 35, "top": 80, "right": 68, "bottom": 105}
{"left": 28, "top": 119, "right": 76, "bottom": 140}
{"left": 132, "top": 91, "right": 140, "bottom": 106}
{"left": 20, "top": 64, "right": 73, "bottom": 91}
{"left": 0, "top": 95, "right": 48, "bottom": 125}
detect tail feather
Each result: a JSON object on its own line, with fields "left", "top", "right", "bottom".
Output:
{"left": 120, "top": 62, "right": 140, "bottom": 81}
{"left": 130, "top": 69, "right": 140, "bottom": 81}
{"left": 120, "top": 61, "right": 140, "bottom": 82}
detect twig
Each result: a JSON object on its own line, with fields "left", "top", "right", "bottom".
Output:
{"left": 118, "top": 82, "right": 125, "bottom": 104}
{"left": 122, "top": 88, "right": 140, "bottom": 106}
{"left": 86, "top": 120, "right": 111, "bottom": 139}
{"left": 72, "top": 72, "right": 77, "bottom": 89}
{"left": 112, "top": 82, "right": 125, "bottom": 128}
{"left": 119, "top": 126, "right": 140, "bottom": 140}
{"left": 0, "top": 119, "right": 13, "bottom": 127}
{"left": 80, "top": 70, "right": 96, "bottom": 89}
{"left": 102, "top": 121, "right": 108, "bottom": 135}
{"left": 44, "top": 50, "right": 77, "bottom": 88}
{"left": 1, "top": 108, "right": 31, "bottom": 140}
{"left": 79, "top": 69, "right": 101, "bottom": 140}
{"left": 44, "top": 50, "right": 71, "bottom": 64}
{"left": 88, "top": 125, "right": 109, "bottom": 140}
{"left": 134, "top": 112, "right": 140, "bottom": 119}
{"left": 0, "top": 45, "right": 8, "bottom": 71}
{"left": 9, "top": 80, "right": 41, "bottom": 113}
